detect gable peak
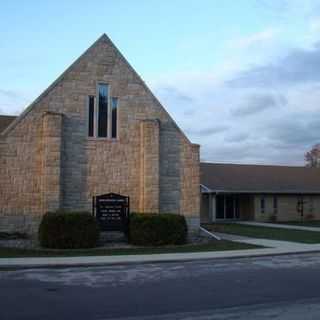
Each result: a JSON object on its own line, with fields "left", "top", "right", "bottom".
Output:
{"left": 98, "top": 33, "right": 109, "bottom": 42}
{"left": 95, "top": 33, "right": 113, "bottom": 46}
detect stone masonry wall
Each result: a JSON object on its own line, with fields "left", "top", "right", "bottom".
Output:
{"left": 140, "top": 119, "right": 160, "bottom": 213}
{"left": 0, "top": 107, "right": 44, "bottom": 233}
{"left": 180, "top": 141, "right": 200, "bottom": 229}
{"left": 159, "top": 121, "right": 181, "bottom": 214}
{"left": 0, "top": 35, "right": 200, "bottom": 234}
{"left": 42, "top": 112, "right": 63, "bottom": 213}
{"left": 254, "top": 195, "right": 320, "bottom": 222}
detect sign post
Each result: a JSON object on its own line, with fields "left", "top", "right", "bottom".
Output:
{"left": 93, "top": 193, "right": 130, "bottom": 239}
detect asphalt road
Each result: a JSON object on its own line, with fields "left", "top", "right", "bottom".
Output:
{"left": 1, "top": 253, "right": 320, "bottom": 319}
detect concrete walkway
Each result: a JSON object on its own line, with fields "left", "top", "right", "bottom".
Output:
{"left": 237, "top": 221, "right": 320, "bottom": 232}
{"left": 213, "top": 232, "right": 308, "bottom": 249}
{"left": 2, "top": 225, "right": 320, "bottom": 269}
{"left": 2, "top": 240, "right": 320, "bottom": 269}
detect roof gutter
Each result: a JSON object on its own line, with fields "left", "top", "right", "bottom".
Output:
{"left": 200, "top": 185, "right": 320, "bottom": 195}
{"left": 202, "top": 190, "right": 320, "bottom": 195}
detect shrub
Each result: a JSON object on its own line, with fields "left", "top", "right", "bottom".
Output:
{"left": 38, "top": 210, "right": 100, "bottom": 249}
{"left": 129, "top": 213, "right": 188, "bottom": 246}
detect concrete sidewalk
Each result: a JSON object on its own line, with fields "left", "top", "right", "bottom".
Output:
{"left": 2, "top": 243, "right": 320, "bottom": 269}
{"left": 2, "top": 227, "right": 320, "bottom": 269}
{"left": 237, "top": 221, "right": 320, "bottom": 232}
{"left": 212, "top": 231, "right": 312, "bottom": 249}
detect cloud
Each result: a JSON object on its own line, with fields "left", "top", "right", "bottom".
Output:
{"left": 255, "top": 0, "right": 320, "bottom": 21}
{"left": 200, "top": 140, "right": 306, "bottom": 165}
{"left": 229, "top": 28, "right": 280, "bottom": 50}
{"left": 155, "top": 86, "right": 194, "bottom": 104}
{"left": 154, "top": 70, "right": 320, "bottom": 165}
{"left": 154, "top": 85, "right": 197, "bottom": 118}
{"left": 231, "top": 93, "right": 287, "bottom": 117}
{"left": 0, "top": 89, "right": 21, "bottom": 99}
{"left": 0, "top": 89, "right": 32, "bottom": 115}
{"left": 264, "top": 112, "right": 320, "bottom": 146}
{"left": 227, "top": 44, "right": 320, "bottom": 88}
{"left": 309, "top": 17, "right": 320, "bottom": 34}
{"left": 186, "top": 125, "right": 229, "bottom": 137}
{"left": 224, "top": 132, "right": 249, "bottom": 143}
{"left": 151, "top": 20, "right": 320, "bottom": 166}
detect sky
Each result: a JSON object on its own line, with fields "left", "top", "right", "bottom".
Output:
{"left": 1, "top": 0, "right": 320, "bottom": 165}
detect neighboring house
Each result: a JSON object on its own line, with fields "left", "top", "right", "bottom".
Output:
{"left": 0, "top": 34, "right": 200, "bottom": 234}
{"left": 200, "top": 163, "right": 320, "bottom": 223}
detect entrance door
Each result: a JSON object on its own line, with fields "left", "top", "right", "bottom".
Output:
{"left": 215, "top": 194, "right": 240, "bottom": 220}
{"left": 225, "top": 195, "right": 234, "bottom": 219}
{"left": 216, "top": 195, "right": 225, "bottom": 219}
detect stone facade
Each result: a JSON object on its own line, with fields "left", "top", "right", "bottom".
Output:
{"left": 254, "top": 195, "right": 320, "bottom": 222}
{"left": 200, "top": 193, "right": 320, "bottom": 223}
{"left": 0, "top": 34, "right": 200, "bottom": 234}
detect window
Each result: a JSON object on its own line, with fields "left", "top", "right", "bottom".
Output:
{"left": 111, "top": 97, "right": 118, "bottom": 138}
{"left": 273, "top": 196, "right": 278, "bottom": 214}
{"left": 88, "top": 96, "right": 95, "bottom": 137}
{"left": 297, "top": 197, "right": 304, "bottom": 215}
{"left": 87, "top": 83, "right": 119, "bottom": 139}
{"left": 234, "top": 196, "right": 240, "bottom": 219}
{"left": 260, "top": 197, "right": 265, "bottom": 214}
{"left": 225, "top": 195, "right": 234, "bottom": 219}
{"left": 309, "top": 197, "right": 314, "bottom": 213}
{"left": 98, "top": 84, "right": 109, "bottom": 137}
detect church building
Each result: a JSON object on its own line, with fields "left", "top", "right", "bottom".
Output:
{"left": 0, "top": 34, "right": 200, "bottom": 234}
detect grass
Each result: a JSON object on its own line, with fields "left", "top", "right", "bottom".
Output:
{"left": 275, "top": 220, "right": 320, "bottom": 227}
{"left": 0, "top": 240, "right": 261, "bottom": 258}
{"left": 205, "top": 223, "right": 320, "bottom": 244}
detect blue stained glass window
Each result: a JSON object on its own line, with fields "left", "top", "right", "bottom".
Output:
{"left": 98, "top": 84, "right": 109, "bottom": 137}
{"left": 88, "top": 96, "right": 95, "bottom": 137}
{"left": 111, "top": 97, "right": 118, "bottom": 138}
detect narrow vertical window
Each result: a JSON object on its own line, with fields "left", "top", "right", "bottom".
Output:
{"left": 111, "top": 97, "right": 118, "bottom": 138}
{"left": 309, "top": 197, "right": 314, "bottom": 213}
{"left": 88, "top": 96, "right": 95, "bottom": 137}
{"left": 273, "top": 196, "right": 278, "bottom": 214}
{"left": 297, "top": 197, "right": 304, "bottom": 216}
{"left": 98, "top": 84, "right": 109, "bottom": 137}
{"left": 260, "top": 197, "right": 265, "bottom": 214}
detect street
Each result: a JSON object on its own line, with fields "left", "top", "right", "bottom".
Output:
{"left": 1, "top": 253, "right": 320, "bottom": 319}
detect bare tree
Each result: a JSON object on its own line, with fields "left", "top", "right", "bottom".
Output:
{"left": 305, "top": 144, "right": 320, "bottom": 167}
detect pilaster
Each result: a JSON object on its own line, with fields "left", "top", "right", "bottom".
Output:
{"left": 42, "top": 112, "right": 63, "bottom": 213}
{"left": 140, "top": 119, "right": 160, "bottom": 213}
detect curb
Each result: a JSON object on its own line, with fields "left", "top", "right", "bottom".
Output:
{"left": 1, "top": 248, "right": 320, "bottom": 270}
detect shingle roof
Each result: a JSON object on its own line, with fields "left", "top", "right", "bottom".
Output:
{"left": 0, "top": 115, "right": 17, "bottom": 133}
{"left": 200, "top": 162, "right": 320, "bottom": 194}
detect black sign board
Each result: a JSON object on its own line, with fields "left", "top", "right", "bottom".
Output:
{"left": 93, "top": 193, "right": 130, "bottom": 235}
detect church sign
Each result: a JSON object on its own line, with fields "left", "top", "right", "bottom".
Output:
{"left": 93, "top": 193, "right": 130, "bottom": 236}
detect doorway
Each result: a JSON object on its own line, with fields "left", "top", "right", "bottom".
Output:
{"left": 216, "top": 194, "right": 240, "bottom": 220}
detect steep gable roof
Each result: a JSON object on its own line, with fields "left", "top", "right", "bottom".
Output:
{"left": 201, "top": 162, "right": 320, "bottom": 194}
{"left": 0, "top": 115, "right": 17, "bottom": 133}
{"left": 1, "top": 34, "right": 192, "bottom": 143}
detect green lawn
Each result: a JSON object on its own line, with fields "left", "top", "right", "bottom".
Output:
{"left": 205, "top": 223, "right": 320, "bottom": 244}
{"left": 276, "top": 221, "right": 320, "bottom": 227}
{"left": 0, "top": 241, "right": 260, "bottom": 258}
